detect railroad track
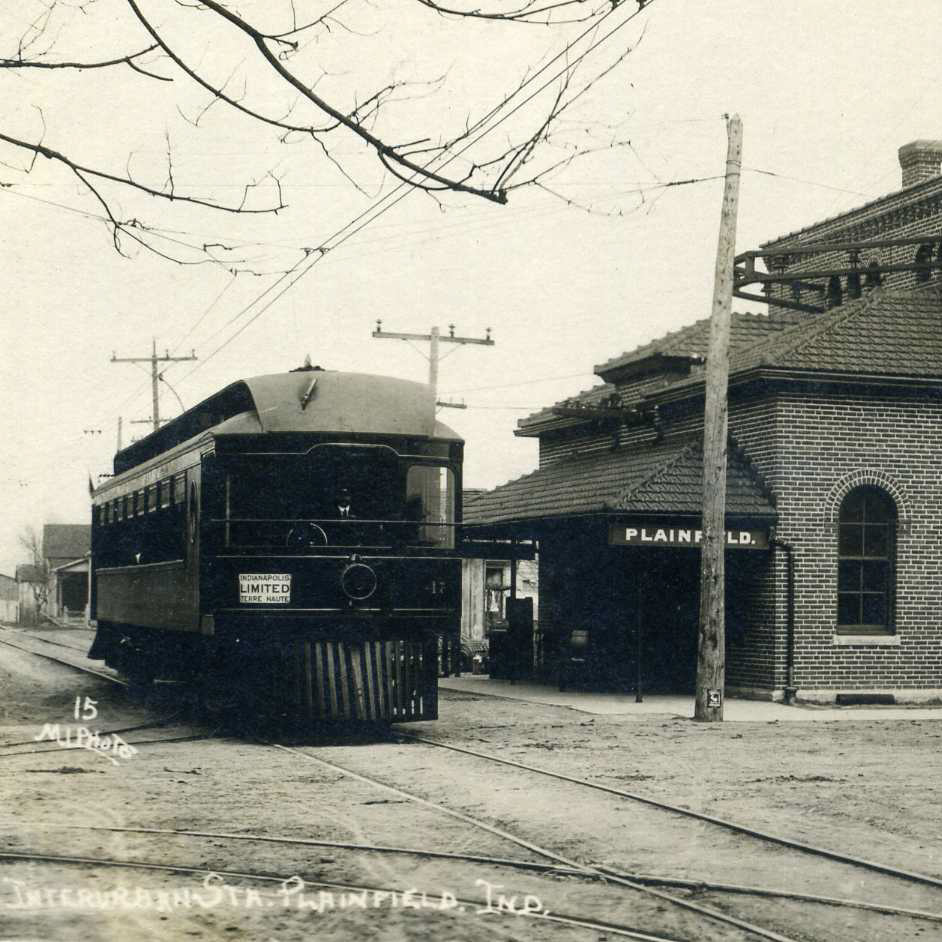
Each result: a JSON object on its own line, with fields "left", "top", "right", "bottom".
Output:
{"left": 0, "top": 849, "right": 684, "bottom": 942}
{"left": 54, "top": 822, "right": 942, "bottom": 926}
{"left": 0, "top": 627, "right": 211, "bottom": 754}
{"left": 0, "top": 627, "right": 124, "bottom": 686}
{"left": 399, "top": 730, "right": 942, "bottom": 891}
{"left": 15, "top": 629, "right": 94, "bottom": 656}
{"left": 4, "top": 627, "right": 939, "bottom": 938}
{"left": 261, "top": 737, "right": 942, "bottom": 942}
{"left": 269, "top": 741, "right": 807, "bottom": 942}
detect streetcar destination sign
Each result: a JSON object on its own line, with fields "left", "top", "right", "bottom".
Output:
{"left": 239, "top": 573, "right": 292, "bottom": 604}
{"left": 609, "top": 523, "right": 769, "bottom": 550}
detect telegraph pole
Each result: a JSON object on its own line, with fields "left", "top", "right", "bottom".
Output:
{"left": 371, "top": 322, "right": 494, "bottom": 408}
{"left": 695, "top": 114, "right": 743, "bottom": 723}
{"left": 111, "top": 340, "right": 197, "bottom": 433}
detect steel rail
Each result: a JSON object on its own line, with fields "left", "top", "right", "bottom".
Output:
{"left": 0, "top": 850, "right": 681, "bottom": 942}
{"left": 401, "top": 732, "right": 942, "bottom": 891}
{"left": 0, "top": 632, "right": 125, "bottom": 686}
{"left": 16, "top": 631, "right": 94, "bottom": 655}
{"left": 0, "top": 718, "right": 184, "bottom": 751}
{"left": 270, "top": 742, "right": 803, "bottom": 942}
{"left": 53, "top": 823, "right": 942, "bottom": 925}
{"left": 0, "top": 733, "right": 214, "bottom": 759}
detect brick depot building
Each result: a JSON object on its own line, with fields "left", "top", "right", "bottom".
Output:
{"left": 466, "top": 147, "right": 942, "bottom": 704}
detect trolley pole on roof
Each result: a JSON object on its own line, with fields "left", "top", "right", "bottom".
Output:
{"left": 695, "top": 114, "right": 743, "bottom": 723}
{"left": 110, "top": 340, "right": 197, "bottom": 433}
{"left": 371, "top": 321, "right": 494, "bottom": 409}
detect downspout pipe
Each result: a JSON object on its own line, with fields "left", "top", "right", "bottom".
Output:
{"left": 771, "top": 539, "right": 797, "bottom": 704}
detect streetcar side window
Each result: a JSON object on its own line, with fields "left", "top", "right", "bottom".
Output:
{"left": 160, "top": 478, "right": 172, "bottom": 509}
{"left": 147, "top": 484, "right": 158, "bottom": 513}
{"left": 136, "top": 489, "right": 146, "bottom": 516}
{"left": 405, "top": 465, "right": 455, "bottom": 548}
{"left": 174, "top": 472, "right": 186, "bottom": 505}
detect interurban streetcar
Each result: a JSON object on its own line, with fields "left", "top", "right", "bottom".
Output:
{"left": 88, "top": 365, "right": 466, "bottom": 724}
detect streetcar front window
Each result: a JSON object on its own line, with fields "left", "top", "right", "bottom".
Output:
{"left": 405, "top": 465, "right": 455, "bottom": 549}
{"left": 226, "top": 447, "right": 400, "bottom": 549}
{"left": 224, "top": 449, "right": 456, "bottom": 551}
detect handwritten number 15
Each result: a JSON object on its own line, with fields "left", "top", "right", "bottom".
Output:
{"left": 74, "top": 696, "right": 98, "bottom": 721}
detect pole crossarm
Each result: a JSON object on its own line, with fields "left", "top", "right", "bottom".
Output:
{"left": 372, "top": 323, "right": 494, "bottom": 346}
{"left": 734, "top": 233, "right": 942, "bottom": 294}
{"left": 111, "top": 340, "right": 197, "bottom": 433}
{"left": 738, "top": 233, "right": 942, "bottom": 262}
{"left": 371, "top": 321, "right": 494, "bottom": 406}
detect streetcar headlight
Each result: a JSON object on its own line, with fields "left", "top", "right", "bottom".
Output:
{"left": 340, "top": 562, "right": 378, "bottom": 601}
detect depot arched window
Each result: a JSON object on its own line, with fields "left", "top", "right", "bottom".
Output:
{"left": 837, "top": 487, "right": 896, "bottom": 633}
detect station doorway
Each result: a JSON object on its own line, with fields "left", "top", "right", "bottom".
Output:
{"left": 630, "top": 548, "right": 701, "bottom": 694}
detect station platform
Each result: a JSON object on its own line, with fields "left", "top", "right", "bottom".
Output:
{"left": 439, "top": 674, "right": 942, "bottom": 722}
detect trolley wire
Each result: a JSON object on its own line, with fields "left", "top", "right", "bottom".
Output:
{"left": 172, "top": 0, "right": 660, "bottom": 386}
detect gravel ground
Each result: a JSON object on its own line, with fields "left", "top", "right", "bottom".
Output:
{"left": 2, "top": 624, "right": 941, "bottom": 942}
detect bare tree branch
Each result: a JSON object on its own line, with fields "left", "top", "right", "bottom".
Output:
{"left": 195, "top": 0, "right": 508, "bottom": 203}
{"left": 413, "top": 0, "right": 607, "bottom": 26}
{"left": 124, "top": 0, "right": 340, "bottom": 136}
{"left": 0, "top": 129, "right": 286, "bottom": 214}
{"left": 0, "top": 43, "right": 170, "bottom": 81}
{"left": 0, "top": 0, "right": 654, "bottom": 269}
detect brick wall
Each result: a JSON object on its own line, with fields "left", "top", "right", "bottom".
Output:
{"left": 773, "top": 390, "right": 942, "bottom": 695}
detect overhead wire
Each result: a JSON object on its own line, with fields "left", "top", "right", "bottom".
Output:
{"left": 171, "top": 0, "right": 660, "bottom": 386}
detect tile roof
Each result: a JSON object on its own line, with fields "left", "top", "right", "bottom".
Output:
{"left": 515, "top": 381, "right": 615, "bottom": 432}
{"left": 594, "top": 309, "right": 817, "bottom": 376}
{"left": 664, "top": 284, "right": 942, "bottom": 394}
{"left": 517, "top": 309, "right": 817, "bottom": 433}
{"left": 464, "top": 435, "right": 775, "bottom": 527}
{"left": 42, "top": 524, "right": 90, "bottom": 562}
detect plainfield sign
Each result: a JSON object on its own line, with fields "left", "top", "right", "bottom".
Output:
{"left": 609, "top": 522, "right": 769, "bottom": 550}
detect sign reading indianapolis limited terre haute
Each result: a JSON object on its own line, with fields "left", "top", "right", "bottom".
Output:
{"left": 609, "top": 523, "right": 769, "bottom": 550}
{"left": 239, "top": 573, "right": 292, "bottom": 604}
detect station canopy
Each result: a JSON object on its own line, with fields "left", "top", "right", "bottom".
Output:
{"left": 463, "top": 434, "right": 776, "bottom": 536}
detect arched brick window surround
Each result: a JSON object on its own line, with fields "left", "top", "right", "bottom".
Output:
{"left": 824, "top": 470, "right": 911, "bottom": 536}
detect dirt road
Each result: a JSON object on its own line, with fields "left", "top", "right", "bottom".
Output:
{"left": 2, "top": 625, "right": 941, "bottom": 942}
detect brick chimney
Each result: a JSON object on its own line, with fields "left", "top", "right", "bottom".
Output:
{"left": 898, "top": 140, "right": 942, "bottom": 188}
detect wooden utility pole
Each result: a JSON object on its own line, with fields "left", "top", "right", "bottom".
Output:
{"left": 695, "top": 114, "right": 743, "bottom": 723}
{"left": 371, "top": 321, "right": 493, "bottom": 408}
{"left": 111, "top": 340, "right": 197, "bottom": 433}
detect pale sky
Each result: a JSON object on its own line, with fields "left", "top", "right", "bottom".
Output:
{"left": 2, "top": 0, "right": 941, "bottom": 574}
